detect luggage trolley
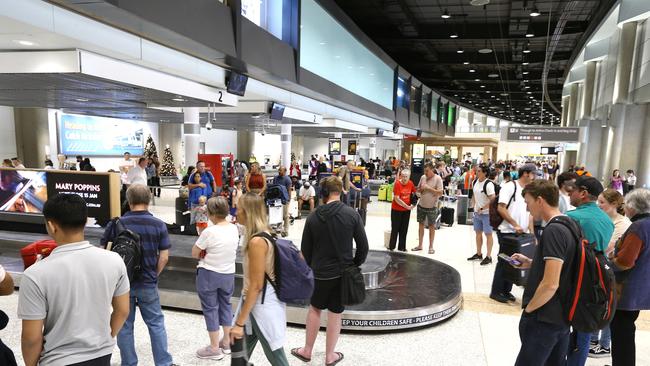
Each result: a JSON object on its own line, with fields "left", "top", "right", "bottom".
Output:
{"left": 265, "top": 185, "right": 288, "bottom": 236}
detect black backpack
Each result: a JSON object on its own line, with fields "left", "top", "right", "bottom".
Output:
{"left": 109, "top": 218, "right": 143, "bottom": 283}
{"left": 472, "top": 178, "right": 499, "bottom": 197}
{"left": 549, "top": 216, "right": 617, "bottom": 332}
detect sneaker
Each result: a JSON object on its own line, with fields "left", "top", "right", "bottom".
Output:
{"left": 196, "top": 346, "right": 225, "bottom": 360}
{"left": 220, "top": 341, "right": 231, "bottom": 355}
{"left": 589, "top": 340, "right": 599, "bottom": 351}
{"left": 588, "top": 345, "right": 610, "bottom": 358}
{"left": 467, "top": 253, "right": 483, "bottom": 261}
{"left": 480, "top": 256, "right": 493, "bottom": 265}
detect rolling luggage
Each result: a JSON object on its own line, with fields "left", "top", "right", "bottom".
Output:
{"left": 378, "top": 184, "right": 388, "bottom": 201}
{"left": 441, "top": 207, "right": 455, "bottom": 226}
{"left": 21, "top": 240, "right": 57, "bottom": 269}
{"left": 386, "top": 184, "right": 394, "bottom": 202}
{"left": 350, "top": 191, "right": 366, "bottom": 226}
{"left": 498, "top": 233, "right": 536, "bottom": 286}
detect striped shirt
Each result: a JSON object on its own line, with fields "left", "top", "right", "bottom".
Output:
{"left": 100, "top": 210, "right": 171, "bottom": 288}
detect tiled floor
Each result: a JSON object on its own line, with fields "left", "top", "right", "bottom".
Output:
{"left": 0, "top": 196, "right": 648, "bottom": 365}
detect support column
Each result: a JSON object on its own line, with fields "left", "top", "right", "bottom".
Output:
{"left": 566, "top": 84, "right": 579, "bottom": 126}
{"left": 495, "top": 119, "right": 501, "bottom": 130}
{"left": 582, "top": 61, "right": 597, "bottom": 118}
{"left": 183, "top": 107, "right": 200, "bottom": 168}
{"left": 613, "top": 22, "right": 638, "bottom": 104}
{"left": 281, "top": 124, "right": 291, "bottom": 169}
{"left": 561, "top": 96, "right": 570, "bottom": 127}
{"left": 467, "top": 111, "right": 475, "bottom": 125}
{"left": 480, "top": 115, "right": 487, "bottom": 132}
{"left": 369, "top": 137, "right": 377, "bottom": 161}
{"left": 237, "top": 131, "right": 255, "bottom": 162}
{"left": 638, "top": 108, "right": 650, "bottom": 188}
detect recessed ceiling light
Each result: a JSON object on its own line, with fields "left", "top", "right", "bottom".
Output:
{"left": 469, "top": 69, "right": 476, "bottom": 73}
{"left": 478, "top": 48, "right": 493, "bottom": 54}
{"left": 74, "top": 97, "right": 89, "bottom": 102}
{"left": 480, "top": 85, "right": 486, "bottom": 88}
{"left": 13, "top": 40, "right": 36, "bottom": 46}
{"left": 172, "top": 97, "right": 185, "bottom": 102}
{"left": 474, "top": 78, "right": 480, "bottom": 81}
{"left": 523, "top": 71, "right": 529, "bottom": 75}
{"left": 441, "top": 9, "right": 451, "bottom": 19}
{"left": 450, "top": 33, "right": 459, "bottom": 39}
{"left": 488, "top": 73, "right": 499, "bottom": 78}
{"left": 526, "top": 32, "right": 535, "bottom": 38}
{"left": 500, "top": 93, "right": 509, "bottom": 96}
{"left": 457, "top": 49, "right": 465, "bottom": 54}
{"left": 463, "top": 61, "right": 470, "bottom": 65}
{"left": 522, "top": 62, "right": 529, "bottom": 65}
{"left": 523, "top": 48, "right": 531, "bottom": 54}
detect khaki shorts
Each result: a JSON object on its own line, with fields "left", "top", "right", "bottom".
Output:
{"left": 417, "top": 205, "right": 439, "bottom": 225}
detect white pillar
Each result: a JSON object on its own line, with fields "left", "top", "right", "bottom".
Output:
{"left": 566, "top": 84, "right": 579, "bottom": 126}
{"left": 495, "top": 119, "right": 501, "bottom": 130}
{"left": 281, "top": 123, "right": 291, "bottom": 169}
{"left": 613, "top": 22, "right": 637, "bottom": 104}
{"left": 369, "top": 137, "right": 377, "bottom": 160}
{"left": 582, "top": 61, "right": 597, "bottom": 118}
{"left": 183, "top": 107, "right": 200, "bottom": 168}
{"left": 467, "top": 111, "right": 475, "bottom": 125}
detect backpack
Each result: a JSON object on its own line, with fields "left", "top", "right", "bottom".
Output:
{"left": 266, "top": 184, "right": 289, "bottom": 204}
{"left": 472, "top": 178, "right": 498, "bottom": 196}
{"left": 489, "top": 180, "right": 517, "bottom": 230}
{"left": 109, "top": 218, "right": 144, "bottom": 283}
{"left": 254, "top": 232, "right": 314, "bottom": 304}
{"left": 549, "top": 216, "right": 617, "bottom": 332}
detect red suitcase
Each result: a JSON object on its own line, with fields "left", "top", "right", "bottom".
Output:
{"left": 21, "top": 240, "right": 57, "bottom": 269}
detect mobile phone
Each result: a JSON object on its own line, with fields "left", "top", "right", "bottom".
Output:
{"left": 498, "top": 253, "right": 521, "bottom": 266}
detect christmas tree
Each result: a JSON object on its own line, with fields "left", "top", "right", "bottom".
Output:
{"left": 160, "top": 146, "right": 177, "bottom": 176}
{"left": 144, "top": 135, "right": 158, "bottom": 158}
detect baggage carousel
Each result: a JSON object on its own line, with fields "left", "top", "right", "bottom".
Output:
{"left": 0, "top": 228, "right": 462, "bottom": 331}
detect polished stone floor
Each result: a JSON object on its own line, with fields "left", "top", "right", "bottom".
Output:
{"left": 0, "top": 193, "right": 648, "bottom": 365}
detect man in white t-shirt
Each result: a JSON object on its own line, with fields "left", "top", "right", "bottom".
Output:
{"left": 126, "top": 157, "right": 148, "bottom": 186}
{"left": 119, "top": 152, "right": 135, "bottom": 185}
{"left": 467, "top": 165, "right": 496, "bottom": 265}
{"left": 490, "top": 163, "right": 537, "bottom": 303}
{"left": 298, "top": 181, "right": 316, "bottom": 218}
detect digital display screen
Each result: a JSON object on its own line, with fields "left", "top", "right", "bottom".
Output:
{"left": 270, "top": 103, "right": 285, "bottom": 121}
{"left": 59, "top": 113, "right": 145, "bottom": 156}
{"left": 328, "top": 138, "right": 341, "bottom": 155}
{"left": 348, "top": 140, "right": 357, "bottom": 155}
{"left": 227, "top": 73, "right": 248, "bottom": 96}
{"left": 0, "top": 169, "right": 47, "bottom": 214}
{"left": 47, "top": 172, "right": 112, "bottom": 224}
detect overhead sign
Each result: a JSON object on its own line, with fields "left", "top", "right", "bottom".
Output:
{"left": 506, "top": 127, "right": 580, "bottom": 142}
{"left": 328, "top": 138, "right": 341, "bottom": 155}
{"left": 59, "top": 113, "right": 146, "bottom": 156}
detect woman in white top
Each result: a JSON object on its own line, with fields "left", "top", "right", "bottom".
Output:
{"left": 192, "top": 197, "right": 240, "bottom": 360}
{"left": 597, "top": 189, "right": 632, "bottom": 255}
{"left": 229, "top": 193, "right": 289, "bottom": 365}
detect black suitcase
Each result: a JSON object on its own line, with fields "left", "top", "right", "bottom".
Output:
{"left": 498, "top": 233, "right": 536, "bottom": 286}
{"left": 441, "top": 207, "right": 455, "bottom": 226}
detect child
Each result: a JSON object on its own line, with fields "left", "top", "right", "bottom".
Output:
{"left": 229, "top": 178, "right": 243, "bottom": 219}
{"left": 193, "top": 195, "right": 209, "bottom": 235}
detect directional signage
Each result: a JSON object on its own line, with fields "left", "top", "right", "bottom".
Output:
{"left": 506, "top": 127, "right": 580, "bottom": 142}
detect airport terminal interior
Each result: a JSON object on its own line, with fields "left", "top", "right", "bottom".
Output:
{"left": 1, "top": 0, "right": 650, "bottom": 365}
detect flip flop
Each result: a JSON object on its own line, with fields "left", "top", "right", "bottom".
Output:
{"left": 290, "top": 348, "right": 311, "bottom": 363}
{"left": 428, "top": 248, "right": 435, "bottom": 254}
{"left": 326, "top": 352, "right": 344, "bottom": 366}
{"left": 411, "top": 246, "right": 423, "bottom": 251}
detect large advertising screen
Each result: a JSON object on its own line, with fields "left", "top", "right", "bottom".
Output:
{"left": 59, "top": 113, "right": 145, "bottom": 156}
{"left": 328, "top": 138, "right": 342, "bottom": 155}
{"left": 46, "top": 172, "right": 113, "bottom": 224}
{"left": 0, "top": 170, "right": 47, "bottom": 214}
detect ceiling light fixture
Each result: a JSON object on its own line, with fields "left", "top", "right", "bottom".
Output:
{"left": 172, "top": 97, "right": 185, "bottom": 102}
{"left": 523, "top": 71, "right": 529, "bottom": 75}
{"left": 478, "top": 48, "right": 493, "bottom": 54}
{"left": 488, "top": 73, "right": 499, "bottom": 78}
{"left": 463, "top": 61, "right": 470, "bottom": 65}
{"left": 475, "top": 78, "right": 480, "bottom": 81}
{"left": 441, "top": 9, "right": 451, "bottom": 19}
{"left": 522, "top": 62, "right": 529, "bottom": 65}
{"left": 530, "top": 6, "right": 541, "bottom": 17}
{"left": 457, "top": 48, "right": 465, "bottom": 54}
{"left": 526, "top": 31, "right": 535, "bottom": 38}
{"left": 450, "top": 32, "right": 459, "bottom": 39}
{"left": 469, "top": 69, "right": 476, "bottom": 73}
{"left": 74, "top": 97, "right": 89, "bottom": 102}
{"left": 13, "top": 40, "right": 36, "bottom": 46}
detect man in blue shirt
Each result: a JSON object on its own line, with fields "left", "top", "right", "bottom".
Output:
{"left": 273, "top": 166, "right": 293, "bottom": 237}
{"left": 566, "top": 176, "right": 614, "bottom": 366}
{"left": 101, "top": 184, "right": 176, "bottom": 366}
{"left": 187, "top": 161, "right": 217, "bottom": 205}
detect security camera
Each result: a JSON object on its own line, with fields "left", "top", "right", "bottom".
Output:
{"left": 206, "top": 119, "right": 214, "bottom": 131}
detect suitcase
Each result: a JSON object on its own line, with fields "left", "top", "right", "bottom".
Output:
{"left": 21, "top": 240, "right": 57, "bottom": 269}
{"left": 378, "top": 184, "right": 388, "bottom": 201}
{"left": 350, "top": 192, "right": 366, "bottom": 226}
{"left": 498, "top": 233, "right": 537, "bottom": 286}
{"left": 441, "top": 207, "right": 455, "bottom": 226}
{"left": 386, "top": 184, "right": 394, "bottom": 202}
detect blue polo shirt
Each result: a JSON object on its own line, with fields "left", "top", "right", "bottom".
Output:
{"left": 101, "top": 210, "right": 171, "bottom": 288}
{"left": 567, "top": 201, "right": 614, "bottom": 252}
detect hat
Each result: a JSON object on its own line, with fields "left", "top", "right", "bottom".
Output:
{"left": 575, "top": 176, "right": 604, "bottom": 198}
{"left": 519, "top": 163, "right": 538, "bottom": 174}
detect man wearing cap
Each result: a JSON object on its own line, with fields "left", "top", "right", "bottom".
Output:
{"left": 297, "top": 181, "right": 316, "bottom": 219}
{"left": 566, "top": 176, "right": 614, "bottom": 366}
{"left": 489, "top": 163, "right": 537, "bottom": 303}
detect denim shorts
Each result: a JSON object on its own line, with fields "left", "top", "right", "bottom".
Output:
{"left": 473, "top": 212, "right": 493, "bottom": 234}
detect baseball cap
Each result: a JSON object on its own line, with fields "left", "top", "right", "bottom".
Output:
{"left": 518, "top": 163, "right": 538, "bottom": 176}
{"left": 574, "top": 176, "right": 604, "bottom": 197}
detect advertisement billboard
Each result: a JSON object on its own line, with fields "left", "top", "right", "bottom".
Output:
{"left": 0, "top": 169, "right": 47, "bottom": 214}
{"left": 46, "top": 172, "right": 113, "bottom": 224}
{"left": 505, "top": 127, "right": 580, "bottom": 142}
{"left": 348, "top": 140, "right": 357, "bottom": 155}
{"left": 329, "top": 138, "right": 342, "bottom": 155}
{"left": 59, "top": 113, "right": 145, "bottom": 156}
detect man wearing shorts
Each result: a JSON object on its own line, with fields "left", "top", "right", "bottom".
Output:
{"left": 468, "top": 164, "right": 496, "bottom": 265}
{"left": 413, "top": 162, "right": 444, "bottom": 254}
{"left": 293, "top": 176, "right": 368, "bottom": 366}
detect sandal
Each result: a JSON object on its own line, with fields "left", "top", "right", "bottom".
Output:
{"left": 411, "top": 246, "right": 423, "bottom": 251}
{"left": 428, "top": 248, "right": 435, "bottom": 254}
{"left": 290, "top": 348, "right": 311, "bottom": 363}
{"left": 326, "top": 352, "right": 345, "bottom": 366}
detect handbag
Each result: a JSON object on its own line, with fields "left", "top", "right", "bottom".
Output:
{"left": 327, "top": 222, "right": 366, "bottom": 306}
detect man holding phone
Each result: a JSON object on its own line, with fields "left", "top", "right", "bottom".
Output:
{"left": 509, "top": 180, "right": 577, "bottom": 366}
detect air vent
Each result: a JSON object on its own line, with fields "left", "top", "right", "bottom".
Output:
{"left": 470, "top": 0, "right": 490, "bottom": 6}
